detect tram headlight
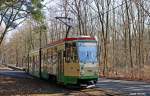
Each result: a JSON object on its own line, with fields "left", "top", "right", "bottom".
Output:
{"left": 94, "top": 70, "right": 99, "bottom": 75}
{"left": 80, "top": 70, "right": 85, "bottom": 75}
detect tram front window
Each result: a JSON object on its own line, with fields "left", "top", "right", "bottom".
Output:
{"left": 78, "top": 42, "right": 97, "bottom": 64}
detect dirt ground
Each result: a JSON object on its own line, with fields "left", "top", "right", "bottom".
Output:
{"left": 0, "top": 64, "right": 123, "bottom": 96}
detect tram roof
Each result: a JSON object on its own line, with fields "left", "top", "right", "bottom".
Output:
{"left": 48, "top": 37, "right": 96, "bottom": 46}
{"left": 64, "top": 37, "right": 95, "bottom": 41}
{"left": 30, "top": 37, "right": 96, "bottom": 52}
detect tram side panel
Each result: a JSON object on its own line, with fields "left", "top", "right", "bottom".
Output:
{"left": 26, "top": 40, "right": 99, "bottom": 86}
{"left": 41, "top": 49, "right": 49, "bottom": 79}
{"left": 63, "top": 42, "right": 80, "bottom": 85}
{"left": 57, "top": 45, "right": 64, "bottom": 83}
{"left": 46, "top": 46, "right": 62, "bottom": 82}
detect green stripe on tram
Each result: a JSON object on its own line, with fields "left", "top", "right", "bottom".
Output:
{"left": 63, "top": 75, "right": 98, "bottom": 85}
{"left": 63, "top": 76, "right": 78, "bottom": 85}
{"left": 79, "top": 75, "right": 98, "bottom": 79}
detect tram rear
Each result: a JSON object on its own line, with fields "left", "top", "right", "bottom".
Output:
{"left": 64, "top": 37, "right": 99, "bottom": 87}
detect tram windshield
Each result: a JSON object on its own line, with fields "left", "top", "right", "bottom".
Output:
{"left": 77, "top": 42, "right": 97, "bottom": 64}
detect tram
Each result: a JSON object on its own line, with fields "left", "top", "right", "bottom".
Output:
{"left": 26, "top": 36, "right": 99, "bottom": 88}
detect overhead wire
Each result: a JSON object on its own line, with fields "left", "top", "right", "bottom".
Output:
{"left": 89, "top": 0, "right": 132, "bottom": 20}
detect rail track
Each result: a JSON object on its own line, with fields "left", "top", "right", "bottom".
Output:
{"left": 73, "top": 88, "right": 124, "bottom": 96}
{"left": 0, "top": 64, "right": 125, "bottom": 96}
{"left": 1, "top": 65, "right": 150, "bottom": 96}
{"left": 64, "top": 85, "right": 125, "bottom": 96}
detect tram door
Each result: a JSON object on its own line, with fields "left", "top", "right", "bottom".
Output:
{"left": 57, "top": 50, "right": 63, "bottom": 82}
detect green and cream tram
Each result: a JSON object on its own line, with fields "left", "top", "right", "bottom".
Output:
{"left": 26, "top": 36, "right": 99, "bottom": 87}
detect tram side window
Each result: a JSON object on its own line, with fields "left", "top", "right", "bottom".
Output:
{"left": 35, "top": 56, "right": 38, "bottom": 69}
{"left": 44, "top": 54, "right": 47, "bottom": 64}
{"left": 65, "top": 42, "right": 78, "bottom": 63}
{"left": 42, "top": 53, "right": 45, "bottom": 64}
{"left": 32, "top": 56, "right": 35, "bottom": 65}
{"left": 32, "top": 56, "right": 34, "bottom": 64}
{"left": 29, "top": 57, "right": 32, "bottom": 65}
{"left": 47, "top": 49, "right": 52, "bottom": 64}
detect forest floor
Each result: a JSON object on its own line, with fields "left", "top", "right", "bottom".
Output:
{"left": 0, "top": 64, "right": 123, "bottom": 96}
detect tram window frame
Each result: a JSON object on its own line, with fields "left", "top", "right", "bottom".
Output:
{"left": 51, "top": 48, "right": 53, "bottom": 64}
{"left": 47, "top": 49, "right": 51, "bottom": 64}
{"left": 65, "top": 42, "right": 78, "bottom": 63}
{"left": 35, "top": 56, "right": 37, "bottom": 69}
{"left": 29, "top": 56, "right": 32, "bottom": 66}
{"left": 42, "top": 53, "right": 45, "bottom": 64}
{"left": 44, "top": 53, "right": 47, "bottom": 64}
{"left": 48, "top": 48, "right": 53, "bottom": 64}
{"left": 32, "top": 56, "right": 35, "bottom": 64}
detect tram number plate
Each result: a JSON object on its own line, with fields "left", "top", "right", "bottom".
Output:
{"left": 87, "top": 70, "right": 92, "bottom": 72}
